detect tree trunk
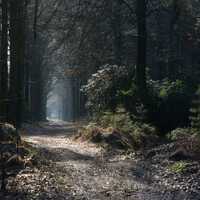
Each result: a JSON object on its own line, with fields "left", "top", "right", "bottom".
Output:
{"left": 136, "top": 0, "right": 147, "bottom": 97}
{"left": 112, "top": 0, "right": 122, "bottom": 66}
{"left": 0, "top": 0, "right": 9, "bottom": 121}
{"left": 9, "top": 0, "right": 26, "bottom": 127}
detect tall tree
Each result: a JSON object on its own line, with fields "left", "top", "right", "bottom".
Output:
{"left": 0, "top": 0, "right": 9, "bottom": 121}
{"left": 112, "top": 0, "right": 122, "bottom": 65}
{"left": 136, "top": 0, "right": 147, "bottom": 96}
{"left": 9, "top": 0, "right": 26, "bottom": 127}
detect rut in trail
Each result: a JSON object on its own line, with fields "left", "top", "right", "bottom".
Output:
{"left": 22, "top": 121, "right": 191, "bottom": 200}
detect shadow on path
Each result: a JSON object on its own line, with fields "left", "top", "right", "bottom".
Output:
{"left": 21, "top": 121, "right": 196, "bottom": 200}
{"left": 39, "top": 147, "right": 95, "bottom": 162}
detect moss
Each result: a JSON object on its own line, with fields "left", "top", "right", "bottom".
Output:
{"left": 169, "top": 161, "right": 188, "bottom": 173}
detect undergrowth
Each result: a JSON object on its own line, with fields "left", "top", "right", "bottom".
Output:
{"left": 169, "top": 161, "right": 188, "bottom": 173}
{"left": 77, "top": 107, "right": 159, "bottom": 150}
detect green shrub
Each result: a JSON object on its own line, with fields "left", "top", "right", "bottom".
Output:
{"left": 81, "top": 64, "right": 133, "bottom": 114}
{"left": 167, "top": 128, "right": 193, "bottom": 141}
{"left": 98, "top": 107, "right": 136, "bottom": 132}
{"left": 190, "top": 86, "right": 200, "bottom": 130}
{"left": 169, "top": 161, "right": 188, "bottom": 173}
{"left": 147, "top": 79, "right": 193, "bottom": 132}
{"left": 82, "top": 64, "right": 195, "bottom": 133}
{"left": 96, "top": 107, "right": 158, "bottom": 149}
{"left": 117, "top": 78, "right": 194, "bottom": 133}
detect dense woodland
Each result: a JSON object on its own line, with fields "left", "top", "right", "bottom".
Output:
{"left": 1, "top": 0, "right": 200, "bottom": 199}
{"left": 0, "top": 0, "right": 200, "bottom": 130}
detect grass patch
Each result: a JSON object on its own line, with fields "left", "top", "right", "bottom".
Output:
{"left": 169, "top": 161, "right": 188, "bottom": 173}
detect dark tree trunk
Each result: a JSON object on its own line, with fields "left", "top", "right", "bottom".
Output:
{"left": 0, "top": 0, "right": 9, "bottom": 121}
{"left": 168, "top": 0, "right": 181, "bottom": 80}
{"left": 136, "top": 0, "right": 147, "bottom": 97}
{"left": 112, "top": 0, "right": 122, "bottom": 66}
{"left": 9, "top": 0, "right": 26, "bottom": 128}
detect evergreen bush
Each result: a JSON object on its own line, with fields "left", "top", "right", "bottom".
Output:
{"left": 190, "top": 86, "right": 200, "bottom": 130}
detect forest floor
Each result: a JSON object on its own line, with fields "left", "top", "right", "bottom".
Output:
{"left": 2, "top": 121, "right": 200, "bottom": 200}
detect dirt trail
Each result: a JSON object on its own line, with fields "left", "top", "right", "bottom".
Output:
{"left": 21, "top": 121, "right": 189, "bottom": 200}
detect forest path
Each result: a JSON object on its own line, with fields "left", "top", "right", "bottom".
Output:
{"left": 21, "top": 121, "right": 185, "bottom": 200}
